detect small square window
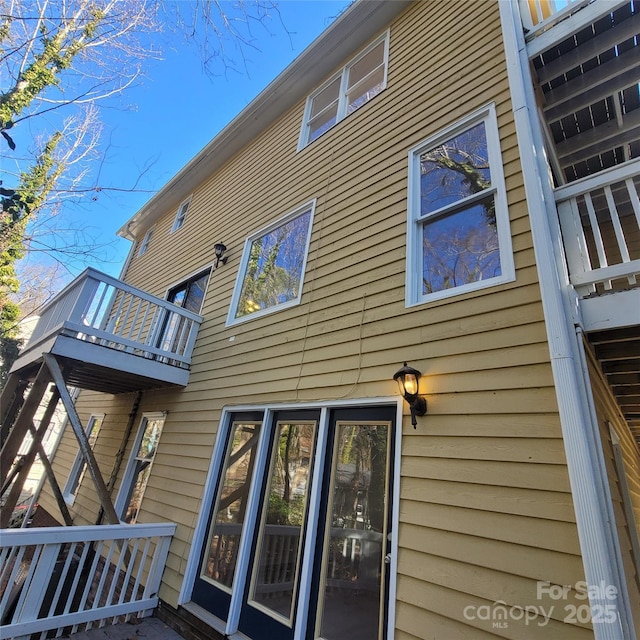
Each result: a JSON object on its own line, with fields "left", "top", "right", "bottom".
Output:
{"left": 227, "top": 201, "right": 315, "bottom": 324}
{"left": 171, "top": 197, "right": 191, "bottom": 232}
{"left": 138, "top": 228, "right": 154, "bottom": 256}
{"left": 406, "top": 104, "right": 515, "bottom": 305}
{"left": 299, "top": 32, "right": 389, "bottom": 148}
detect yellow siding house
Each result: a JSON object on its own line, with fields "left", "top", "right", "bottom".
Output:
{"left": 2, "top": 1, "right": 639, "bottom": 639}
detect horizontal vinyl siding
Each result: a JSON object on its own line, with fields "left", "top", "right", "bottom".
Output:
{"left": 48, "top": 1, "right": 592, "bottom": 638}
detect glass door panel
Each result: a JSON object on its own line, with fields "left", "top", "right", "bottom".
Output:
{"left": 316, "top": 421, "right": 391, "bottom": 640}
{"left": 248, "top": 421, "right": 317, "bottom": 623}
{"left": 192, "top": 417, "right": 262, "bottom": 618}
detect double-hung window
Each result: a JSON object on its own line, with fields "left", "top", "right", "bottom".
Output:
{"left": 63, "top": 414, "right": 104, "bottom": 504}
{"left": 299, "top": 32, "right": 389, "bottom": 148}
{"left": 116, "top": 412, "right": 166, "bottom": 524}
{"left": 406, "top": 104, "right": 515, "bottom": 305}
{"left": 138, "top": 227, "right": 154, "bottom": 256}
{"left": 227, "top": 201, "right": 315, "bottom": 324}
{"left": 171, "top": 197, "right": 191, "bottom": 232}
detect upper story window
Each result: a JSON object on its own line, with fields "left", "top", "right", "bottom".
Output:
{"left": 299, "top": 32, "right": 389, "bottom": 149}
{"left": 138, "top": 227, "right": 154, "bottom": 256}
{"left": 406, "top": 104, "right": 515, "bottom": 306}
{"left": 227, "top": 201, "right": 315, "bottom": 324}
{"left": 171, "top": 197, "right": 191, "bottom": 232}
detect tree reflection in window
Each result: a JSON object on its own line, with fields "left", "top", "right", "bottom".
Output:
{"left": 234, "top": 205, "right": 313, "bottom": 320}
{"left": 201, "top": 422, "right": 261, "bottom": 589}
{"left": 407, "top": 104, "right": 515, "bottom": 304}
{"left": 415, "top": 115, "right": 506, "bottom": 297}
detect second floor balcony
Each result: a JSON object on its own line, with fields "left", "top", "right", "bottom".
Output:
{"left": 10, "top": 268, "right": 203, "bottom": 395}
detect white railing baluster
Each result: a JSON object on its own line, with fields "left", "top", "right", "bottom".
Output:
{"left": 0, "top": 524, "right": 175, "bottom": 639}
{"left": 128, "top": 298, "right": 143, "bottom": 341}
{"left": 604, "top": 185, "right": 636, "bottom": 285}
{"left": 554, "top": 158, "right": 640, "bottom": 295}
{"left": 584, "top": 192, "right": 612, "bottom": 289}
{"left": 0, "top": 545, "right": 26, "bottom": 616}
{"left": 87, "top": 282, "right": 109, "bottom": 327}
{"left": 135, "top": 302, "right": 151, "bottom": 344}
{"left": 628, "top": 178, "right": 640, "bottom": 228}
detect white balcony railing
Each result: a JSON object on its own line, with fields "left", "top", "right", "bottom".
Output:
{"left": 555, "top": 158, "right": 640, "bottom": 298}
{"left": 0, "top": 522, "right": 176, "bottom": 640}
{"left": 20, "top": 268, "right": 203, "bottom": 370}
{"left": 519, "top": 0, "right": 589, "bottom": 35}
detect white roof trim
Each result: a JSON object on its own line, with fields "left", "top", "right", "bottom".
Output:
{"left": 118, "top": 0, "right": 412, "bottom": 240}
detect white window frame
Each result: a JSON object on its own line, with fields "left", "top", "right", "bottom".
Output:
{"left": 171, "top": 196, "right": 192, "bottom": 233}
{"left": 406, "top": 103, "right": 515, "bottom": 306}
{"left": 63, "top": 413, "right": 104, "bottom": 505}
{"left": 226, "top": 200, "right": 315, "bottom": 326}
{"left": 298, "top": 31, "right": 390, "bottom": 150}
{"left": 114, "top": 411, "right": 166, "bottom": 523}
{"left": 138, "top": 227, "right": 154, "bottom": 256}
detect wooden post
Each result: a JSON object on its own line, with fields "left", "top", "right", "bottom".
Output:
{"left": 43, "top": 354, "right": 121, "bottom": 525}
{"left": 0, "top": 389, "right": 62, "bottom": 528}
{"left": 0, "top": 363, "right": 50, "bottom": 488}
{"left": 0, "top": 374, "right": 28, "bottom": 446}
{"left": 28, "top": 423, "right": 74, "bottom": 526}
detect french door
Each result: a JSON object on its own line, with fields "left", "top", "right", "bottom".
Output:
{"left": 192, "top": 405, "right": 396, "bottom": 640}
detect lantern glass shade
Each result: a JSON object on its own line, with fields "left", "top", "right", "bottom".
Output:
{"left": 402, "top": 373, "right": 418, "bottom": 397}
{"left": 393, "top": 362, "right": 427, "bottom": 428}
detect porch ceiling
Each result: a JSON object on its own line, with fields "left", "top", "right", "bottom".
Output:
{"left": 530, "top": 2, "right": 640, "bottom": 442}
{"left": 587, "top": 326, "right": 640, "bottom": 438}
{"left": 531, "top": 1, "right": 640, "bottom": 184}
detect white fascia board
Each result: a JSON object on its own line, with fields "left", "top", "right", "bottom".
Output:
{"left": 118, "top": 0, "right": 413, "bottom": 241}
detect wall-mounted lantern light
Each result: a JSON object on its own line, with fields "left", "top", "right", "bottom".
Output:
{"left": 214, "top": 243, "right": 228, "bottom": 268}
{"left": 393, "top": 362, "right": 427, "bottom": 428}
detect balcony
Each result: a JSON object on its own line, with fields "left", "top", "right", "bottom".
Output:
{"left": 519, "top": 0, "right": 640, "bottom": 432}
{"left": 11, "top": 268, "right": 203, "bottom": 395}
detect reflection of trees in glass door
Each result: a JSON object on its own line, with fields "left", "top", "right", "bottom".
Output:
{"left": 314, "top": 416, "right": 392, "bottom": 640}
{"left": 192, "top": 414, "right": 262, "bottom": 619}
{"left": 160, "top": 270, "right": 210, "bottom": 353}
{"left": 191, "top": 405, "right": 396, "bottom": 640}
{"left": 247, "top": 420, "right": 316, "bottom": 622}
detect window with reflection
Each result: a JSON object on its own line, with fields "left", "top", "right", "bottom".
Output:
{"left": 63, "top": 414, "right": 104, "bottom": 503}
{"left": 407, "top": 104, "right": 515, "bottom": 305}
{"left": 201, "top": 421, "right": 262, "bottom": 589}
{"left": 228, "top": 202, "right": 314, "bottom": 323}
{"left": 118, "top": 413, "right": 165, "bottom": 524}
{"left": 300, "top": 33, "right": 389, "bottom": 147}
{"left": 317, "top": 421, "right": 391, "bottom": 640}
{"left": 249, "top": 421, "right": 316, "bottom": 623}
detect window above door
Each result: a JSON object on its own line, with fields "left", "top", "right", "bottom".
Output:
{"left": 227, "top": 201, "right": 315, "bottom": 325}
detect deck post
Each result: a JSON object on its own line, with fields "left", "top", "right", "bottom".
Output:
{"left": 43, "top": 354, "right": 121, "bottom": 525}
{"left": 0, "top": 374, "right": 28, "bottom": 446}
{"left": 27, "top": 422, "right": 74, "bottom": 526}
{"left": 0, "top": 389, "right": 61, "bottom": 528}
{"left": 0, "top": 363, "right": 51, "bottom": 488}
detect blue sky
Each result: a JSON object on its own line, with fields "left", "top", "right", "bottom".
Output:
{"left": 46, "top": 1, "right": 351, "bottom": 279}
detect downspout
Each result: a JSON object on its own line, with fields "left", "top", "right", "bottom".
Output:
{"left": 499, "top": 3, "right": 634, "bottom": 639}
{"left": 95, "top": 390, "right": 142, "bottom": 525}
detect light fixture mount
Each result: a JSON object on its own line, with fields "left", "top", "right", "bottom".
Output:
{"left": 214, "top": 243, "right": 228, "bottom": 268}
{"left": 393, "top": 362, "right": 427, "bottom": 428}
